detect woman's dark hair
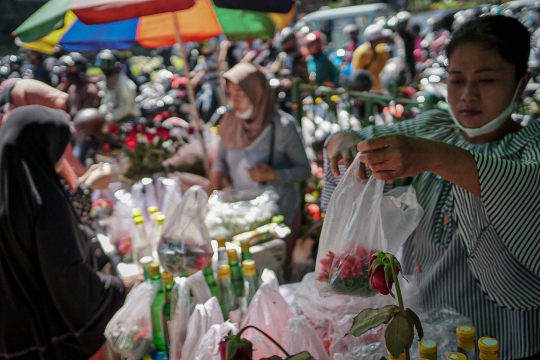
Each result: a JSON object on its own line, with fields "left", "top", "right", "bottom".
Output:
{"left": 446, "top": 15, "right": 530, "bottom": 79}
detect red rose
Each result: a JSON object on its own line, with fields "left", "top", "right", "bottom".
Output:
{"left": 125, "top": 137, "right": 137, "bottom": 151}
{"left": 219, "top": 334, "right": 253, "bottom": 360}
{"left": 368, "top": 255, "right": 399, "bottom": 296}
{"left": 156, "top": 127, "right": 171, "bottom": 141}
{"left": 109, "top": 124, "right": 117, "bottom": 134}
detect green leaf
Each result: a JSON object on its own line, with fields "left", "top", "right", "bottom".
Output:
{"left": 385, "top": 312, "right": 414, "bottom": 358}
{"left": 384, "top": 264, "right": 393, "bottom": 288}
{"left": 348, "top": 305, "right": 399, "bottom": 337}
{"left": 226, "top": 336, "right": 240, "bottom": 360}
{"left": 406, "top": 309, "right": 424, "bottom": 341}
{"left": 287, "top": 351, "right": 316, "bottom": 360}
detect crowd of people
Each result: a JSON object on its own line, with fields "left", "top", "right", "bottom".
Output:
{"left": 1, "top": 3, "right": 540, "bottom": 360}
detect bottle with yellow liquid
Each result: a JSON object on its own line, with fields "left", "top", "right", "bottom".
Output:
{"left": 418, "top": 339, "right": 437, "bottom": 360}
{"left": 216, "top": 237, "right": 229, "bottom": 266}
{"left": 478, "top": 337, "right": 499, "bottom": 360}
{"left": 457, "top": 324, "right": 477, "bottom": 360}
{"left": 447, "top": 352, "right": 467, "bottom": 360}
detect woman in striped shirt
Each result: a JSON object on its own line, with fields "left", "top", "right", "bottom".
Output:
{"left": 324, "top": 16, "right": 540, "bottom": 359}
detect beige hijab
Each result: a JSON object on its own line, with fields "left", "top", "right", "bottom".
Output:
{"left": 219, "top": 62, "right": 276, "bottom": 149}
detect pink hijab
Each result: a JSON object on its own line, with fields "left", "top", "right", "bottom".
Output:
{"left": 219, "top": 63, "right": 276, "bottom": 149}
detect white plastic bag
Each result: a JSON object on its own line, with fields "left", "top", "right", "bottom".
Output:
{"left": 240, "top": 269, "right": 294, "bottom": 356}
{"left": 104, "top": 283, "right": 157, "bottom": 360}
{"left": 169, "top": 278, "right": 191, "bottom": 360}
{"left": 282, "top": 315, "right": 330, "bottom": 360}
{"left": 315, "top": 155, "right": 423, "bottom": 297}
{"left": 194, "top": 321, "right": 238, "bottom": 360}
{"left": 180, "top": 297, "right": 224, "bottom": 360}
{"left": 158, "top": 185, "right": 213, "bottom": 275}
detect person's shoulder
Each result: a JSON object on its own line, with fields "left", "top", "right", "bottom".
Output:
{"left": 274, "top": 110, "right": 299, "bottom": 130}
{"left": 412, "top": 109, "right": 454, "bottom": 132}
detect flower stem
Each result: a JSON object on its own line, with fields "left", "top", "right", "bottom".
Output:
{"left": 387, "top": 254, "right": 410, "bottom": 360}
{"left": 237, "top": 325, "right": 291, "bottom": 357}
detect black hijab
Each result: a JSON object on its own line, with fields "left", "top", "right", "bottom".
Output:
{"left": 0, "top": 106, "right": 125, "bottom": 359}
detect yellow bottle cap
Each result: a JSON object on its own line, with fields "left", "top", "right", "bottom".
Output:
{"left": 418, "top": 340, "right": 437, "bottom": 354}
{"left": 478, "top": 337, "right": 499, "bottom": 352}
{"left": 217, "top": 237, "right": 227, "bottom": 248}
{"left": 134, "top": 216, "right": 145, "bottom": 225}
{"left": 148, "top": 262, "right": 160, "bottom": 277}
{"left": 330, "top": 94, "right": 340, "bottom": 102}
{"left": 240, "top": 240, "right": 250, "bottom": 251}
{"left": 226, "top": 249, "right": 238, "bottom": 262}
{"left": 242, "top": 260, "right": 257, "bottom": 276}
{"left": 211, "top": 126, "right": 218, "bottom": 133}
{"left": 218, "top": 264, "right": 231, "bottom": 279}
{"left": 147, "top": 206, "right": 158, "bottom": 214}
{"left": 132, "top": 208, "right": 142, "bottom": 218}
{"left": 456, "top": 324, "right": 476, "bottom": 339}
{"left": 155, "top": 213, "right": 165, "bottom": 226}
{"left": 161, "top": 271, "right": 174, "bottom": 285}
{"left": 446, "top": 353, "right": 467, "bottom": 360}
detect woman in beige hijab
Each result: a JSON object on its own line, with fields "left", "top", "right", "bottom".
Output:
{"left": 207, "top": 62, "right": 311, "bottom": 274}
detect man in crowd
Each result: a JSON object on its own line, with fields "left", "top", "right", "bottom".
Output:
{"left": 351, "top": 24, "right": 390, "bottom": 91}
{"left": 268, "top": 27, "right": 309, "bottom": 83}
{"left": 96, "top": 49, "right": 140, "bottom": 124}
{"left": 304, "top": 31, "right": 340, "bottom": 88}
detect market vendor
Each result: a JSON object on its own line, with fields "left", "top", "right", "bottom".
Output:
{"left": 0, "top": 106, "right": 137, "bottom": 359}
{"left": 207, "top": 62, "right": 311, "bottom": 274}
{"left": 324, "top": 16, "right": 539, "bottom": 359}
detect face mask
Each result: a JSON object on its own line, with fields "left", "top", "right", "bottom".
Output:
{"left": 235, "top": 105, "right": 254, "bottom": 120}
{"left": 449, "top": 78, "right": 522, "bottom": 138}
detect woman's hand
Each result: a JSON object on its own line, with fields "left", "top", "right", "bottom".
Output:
{"left": 247, "top": 162, "right": 278, "bottom": 182}
{"left": 326, "top": 132, "right": 364, "bottom": 176}
{"left": 357, "top": 135, "right": 432, "bottom": 182}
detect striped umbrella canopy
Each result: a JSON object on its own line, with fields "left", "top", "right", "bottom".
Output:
{"left": 14, "top": 0, "right": 295, "bottom": 54}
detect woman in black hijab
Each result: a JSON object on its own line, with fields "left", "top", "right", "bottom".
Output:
{"left": 0, "top": 105, "right": 126, "bottom": 359}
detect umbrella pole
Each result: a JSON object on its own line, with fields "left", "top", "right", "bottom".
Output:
{"left": 170, "top": 12, "right": 210, "bottom": 177}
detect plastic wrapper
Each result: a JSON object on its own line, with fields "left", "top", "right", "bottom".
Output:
{"left": 157, "top": 176, "right": 183, "bottom": 216}
{"left": 315, "top": 155, "right": 423, "bottom": 297}
{"left": 282, "top": 316, "right": 330, "bottom": 360}
{"left": 104, "top": 283, "right": 157, "bottom": 360}
{"left": 105, "top": 189, "right": 136, "bottom": 262}
{"left": 205, "top": 187, "right": 279, "bottom": 239}
{"left": 240, "top": 269, "right": 294, "bottom": 356}
{"left": 194, "top": 321, "right": 238, "bottom": 360}
{"left": 169, "top": 278, "right": 191, "bottom": 360}
{"left": 180, "top": 297, "right": 224, "bottom": 360}
{"left": 158, "top": 185, "right": 213, "bottom": 275}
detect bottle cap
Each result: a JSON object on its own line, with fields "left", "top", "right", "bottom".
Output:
{"left": 218, "top": 264, "right": 231, "bottom": 279}
{"left": 161, "top": 271, "right": 174, "bottom": 285}
{"left": 478, "top": 337, "right": 499, "bottom": 352}
{"left": 446, "top": 353, "right": 466, "bottom": 360}
{"left": 132, "top": 208, "right": 142, "bottom": 218}
{"left": 240, "top": 240, "right": 250, "bottom": 251}
{"left": 147, "top": 206, "right": 158, "bottom": 214}
{"left": 148, "top": 262, "right": 160, "bottom": 277}
{"left": 134, "top": 216, "right": 145, "bottom": 225}
{"left": 418, "top": 340, "right": 437, "bottom": 354}
{"left": 155, "top": 213, "right": 165, "bottom": 226}
{"left": 227, "top": 249, "right": 239, "bottom": 262}
{"left": 242, "top": 260, "right": 257, "bottom": 276}
{"left": 140, "top": 256, "right": 153, "bottom": 267}
{"left": 456, "top": 324, "right": 476, "bottom": 339}
{"left": 217, "top": 237, "right": 227, "bottom": 248}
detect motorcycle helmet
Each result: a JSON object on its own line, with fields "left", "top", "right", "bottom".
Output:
{"left": 343, "top": 24, "right": 359, "bottom": 36}
{"left": 363, "top": 24, "right": 384, "bottom": 42}
{"left": 57, "top": 52, "right": 89, "bottom": 81}
{"left": 95, "top": 49, "right": 122, "bottom": 75}
{"left": 348, "top": 70, "right": 374, "bottom": 92}
{"left": 7, "top": 55, "right": 23, "bottom": 72}
{"left": 304, "top": 31, "right": 325, "bottom": 53}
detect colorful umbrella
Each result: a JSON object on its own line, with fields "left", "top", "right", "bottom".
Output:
{"left": 213, "top": 0, "right": 295, "bottom": 14}
{"left": 14, "top": 0, "right": 296, "bottom": 55}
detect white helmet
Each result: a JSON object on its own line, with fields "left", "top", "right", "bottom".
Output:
{"left": 396, "top": 11, "right": 411, "bottom": 23}
{"left": 343, "top": 24, "right": 359, "bottom": 35}
{"left": 364, "top": 24, "right": 384, "bottom": 42}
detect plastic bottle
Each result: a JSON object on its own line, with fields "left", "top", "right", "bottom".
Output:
{"left": 140, "top": 256, "right": 153, "bottom": 282}
{"left": 217, "top": 264, "right": 238, "bottom": 320}
{"left": 133, "top": 216, "right": 153, "bottom": 267}
{"left": 132, "top": 208, "right": 142, "bottom": 219}
{"left": 457, "top": 324, "right": 477, "bottom": 360}
{"left": 227, "top": 249, "right": 245, "bottom": 298}
{"left": 240, "top": 240, "right": 253, "bottom": 262}
{"left": 202, "top": 263, "right": 219, "bottom": 297}
{"left": 161, "top": 271, "right": 174, "bottom": 348}
{"left": 478, "top": 337, "right": 499, "bottom": 360}
{"left": 418, "top": 339, "right": 437, "bottom": 360}
{"left": 243, "top": 260, "right": 260, "bottom": 305}
{"left": 148, "top": 263, "right": 167, "bottom": 351}
{"left": 151, "top": 212, "right": 165, "bottom": 258}
{"left": 217, "top": 237, "right": 229, "bottom": 266}
{"left": 386, "top": 350, "right": 405, "bottom": 360}
{"left": 446, "top": 352, "right": 467, "bottom": 360}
